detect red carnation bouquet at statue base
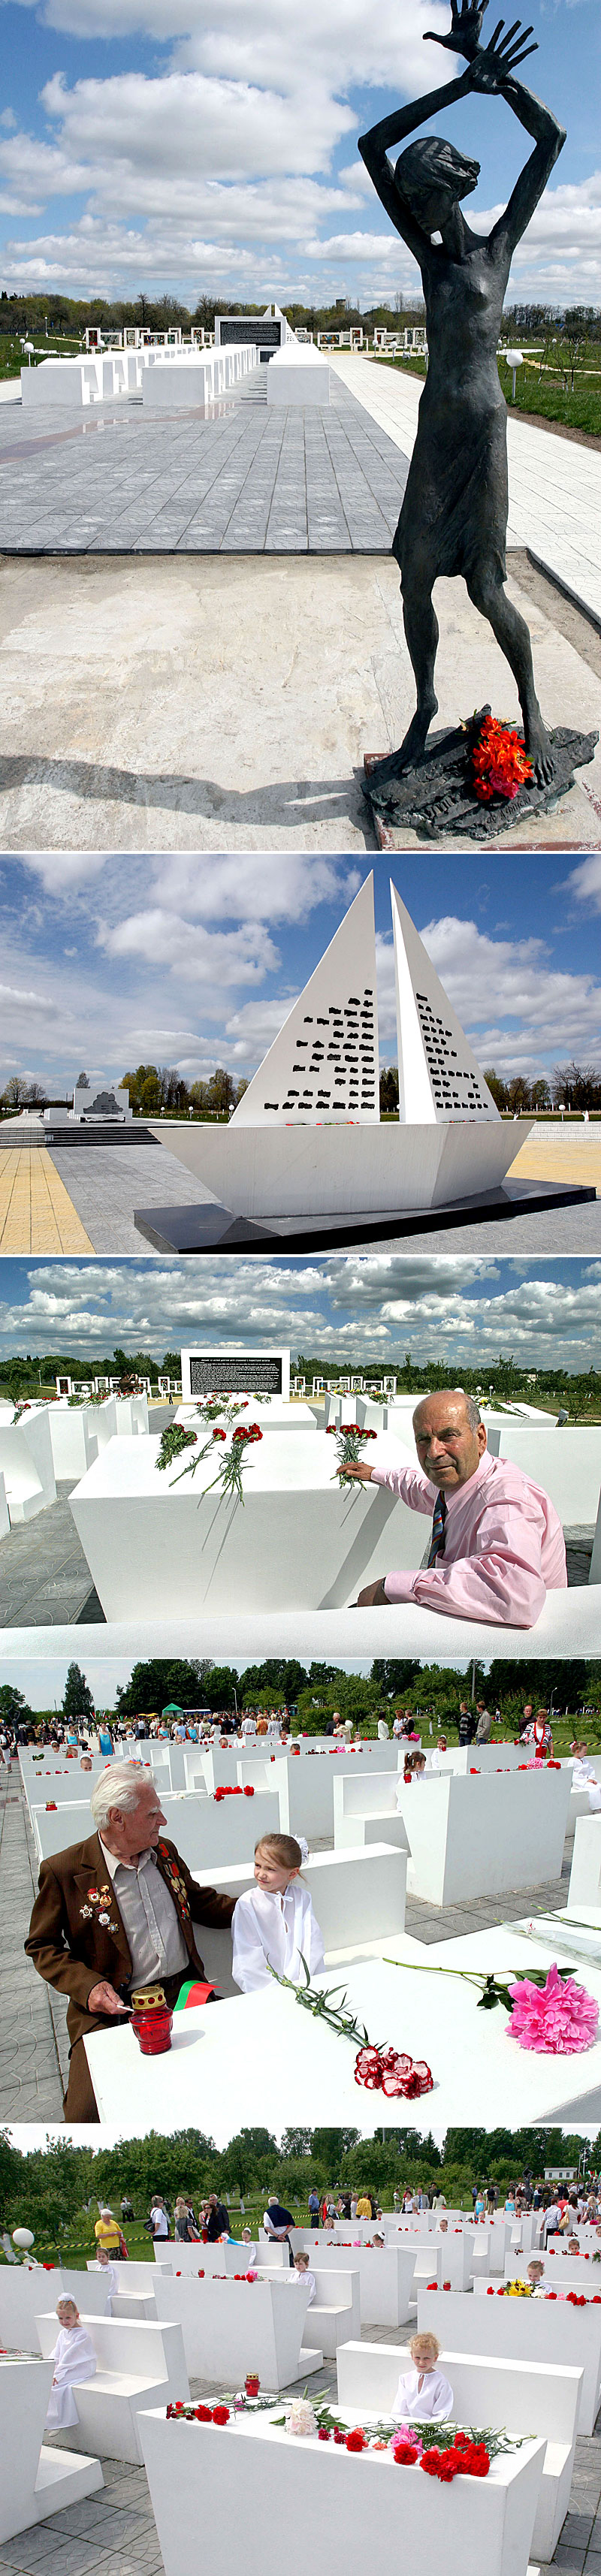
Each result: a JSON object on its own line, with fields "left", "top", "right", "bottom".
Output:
{"left": 470, "top": 712, "right": 533, "bottom": 803}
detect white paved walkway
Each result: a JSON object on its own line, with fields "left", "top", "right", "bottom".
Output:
{"left": 330, "top": 353, "right": 601, "bottom": 629}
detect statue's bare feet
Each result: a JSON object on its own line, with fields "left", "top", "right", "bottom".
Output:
{"left": 524, "top": 707, "right": 555, "bottom": 788}
{"left": 364, "top": 700, "right": 437, "bottom": 790}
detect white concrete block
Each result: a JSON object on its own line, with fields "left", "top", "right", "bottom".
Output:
{"left": 138, "top": 2397, "right": 545, "bottom": 2576}
{"left": 191, "top": 1844, "right": 407, "bottom": 1992}
{"left": 336, "top": 2339, "right": 580, "bottom": 2562}
{"left": 150, "top": 2272, "right": 312, "bottom": 2386}
{"left": 0, "top": 2356, "right": 104, "bottom": 2544}
{"left": 34, "top": 2312, "right": 189, "bottom": 2461}
{"left": 568, "top": 1813, "right": 601, "bottom": 1908}
{"left": 419, "top": 2285, "right": 601, "bottom": 2435}
{"left": 67, "top": 1429, "right": 427, "bottom": 1619}
{"left": 267, "top": 348, "right": 331, "bottom": 406}
{"left": 391, "top": 1769, "right": 571, "bottom": 1905}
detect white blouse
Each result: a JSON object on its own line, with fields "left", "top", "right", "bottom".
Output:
{"left": 231, "top": 1881, "right": 325, "bottom": 1992}
{"left": 45, "top": 2325, "right": 97, "bottom": 2430}
{"left": 392, "top": 2364, "right": 455, "bottom": 2424}
{"left": 290, "top": 2270, "right": 316, "bottom": 2303}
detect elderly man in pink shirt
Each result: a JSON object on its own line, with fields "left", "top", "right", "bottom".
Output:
{"left": 340, "top": 1389, "right": 566, "bottom": 1628}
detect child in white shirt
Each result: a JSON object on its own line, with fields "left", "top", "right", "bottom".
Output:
{"left": 240, "top": 2227, "right": 258, "bottom": 2265}
{"left": 392, "top": 2333, "right": 454, "bottom": 2424}
{"left": 231, "top": 1834, "right": 325, "bottom": 1994}
{"left": 45, "top": 2298, "right": 97, "bottom": 2430}
{"left": 291, "top": 2252, "right": 316, "bottom": 2303}
{"left": 89, "top": 2246, "right": 116, "bottom": 2307}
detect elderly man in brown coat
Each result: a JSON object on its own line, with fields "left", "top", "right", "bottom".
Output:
{"left": 26, "top": 1761, "right": 235, "bottom": 2122}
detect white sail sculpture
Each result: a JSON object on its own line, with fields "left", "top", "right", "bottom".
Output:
{"left": 231, "top": 879, "right": 379, "bottom": 1127}
{"left": 391, "top": 885, "right": 499, "bottom": 1126}
{"left": 149, "top": 877, "right": 527, "bottom": 1221}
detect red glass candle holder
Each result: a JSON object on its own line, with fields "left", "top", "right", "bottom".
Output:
{"left": 245, "top": 2374, "right": 260, "bottom": 2397}
{"left": 131, "top": 2004, "right": 174, "bottom": 2055}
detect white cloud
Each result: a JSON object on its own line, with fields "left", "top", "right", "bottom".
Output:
{"left": 375, "top": 918, "right": 601, "bottom": 1077}
{"left": 101, "top": 909, "right": 281, "bottom": 982}
{"left": 2, "top": 0, "right": 594, "bottom": 300}
{"left": 566, "top": 855, "right": 601, "bottom": 917}
{"left": 2, "top": 1253, "right": 601, "bottom": 1371}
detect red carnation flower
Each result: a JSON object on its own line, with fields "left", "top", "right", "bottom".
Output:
{"left": 346, "top": 2430, "right": 366, "bottom": 2452}
{"left": 213, "top": 2406, "right": 230, "bottom": 2424}
{"left": 318, "top": 2428, "right": 331, "bottom": 2442}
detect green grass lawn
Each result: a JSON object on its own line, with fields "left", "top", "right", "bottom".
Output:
{"left": 0, "top": 336, "right": 83, "bottom": 379}
{"left": 369, "top": 348, "right": 601, "bottom": 436}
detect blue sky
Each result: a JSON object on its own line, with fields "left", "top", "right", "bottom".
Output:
{"left": 0, "top": 0, "right": 599, "bottom": 306}
{"left": 2, "top": 1246, "right": 601, "bottom": 1368}
{"left": 1, "top": 848, "right": 599, "bottom": 1096}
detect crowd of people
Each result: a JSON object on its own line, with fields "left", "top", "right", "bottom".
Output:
{"left": 6, "top": 1697, "right": 597, "bottom": 1761}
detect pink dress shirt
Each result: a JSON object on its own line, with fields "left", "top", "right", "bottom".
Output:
{"left": 371, "top": 1447, "right": 566, "bottom": 1627}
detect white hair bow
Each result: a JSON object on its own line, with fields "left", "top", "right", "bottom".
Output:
{"left": 297, "top": 1835, "right": 310, "bottom": 1863}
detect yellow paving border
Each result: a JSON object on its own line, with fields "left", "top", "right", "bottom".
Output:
{"left": 508, "top": 1136, "right": 601, "bottom": 1193}
{"left": 0, "top": 1148, "right": 94, "bottom": 1252}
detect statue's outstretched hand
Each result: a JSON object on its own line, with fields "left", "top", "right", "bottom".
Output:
{"left": 424, "top": 0, "right": 491, "bottom": 60}
{"left": 465, "top": 17, "right": 539, "bottom": 87}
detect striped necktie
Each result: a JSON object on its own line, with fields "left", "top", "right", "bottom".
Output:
{"left": 427, "top": 1490, "right": 448, "bottom": 1567}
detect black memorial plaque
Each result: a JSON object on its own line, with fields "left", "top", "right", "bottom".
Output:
{"left": 189, "top": 1354, "right": 283, "bottom": 1396}
{"left": 219, "top": 319, "right": 280, "bottom": 348}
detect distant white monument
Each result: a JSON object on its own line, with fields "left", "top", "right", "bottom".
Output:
{"left": 145, "top": 876, "right": 528, "bottom": 1222}
{"left": 214, "top": 303, "right": 293, "bottom": 362}
{"left": 71, "top": 1073, "right": 132, "bottom": 1123}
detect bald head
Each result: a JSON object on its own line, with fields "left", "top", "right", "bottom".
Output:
{"left": 412, "top": 1389, "right": 487, "bottom": 1492}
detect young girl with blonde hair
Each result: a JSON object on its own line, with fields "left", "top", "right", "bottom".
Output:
{"left": 231, "top": 1833, "right": 325, "bottom": 1993}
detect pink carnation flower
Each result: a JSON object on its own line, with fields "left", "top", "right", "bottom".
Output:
{"left": 506, "top": 1962, "right": 599, "bottom": 2055}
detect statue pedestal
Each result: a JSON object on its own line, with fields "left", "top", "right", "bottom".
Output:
{"left": 363, "top": 714, "right": 598, "bottom": 845}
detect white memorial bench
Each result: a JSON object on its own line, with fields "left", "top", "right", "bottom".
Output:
{"left": 295, "top": 2238, "right": 420, "bottom": 2327}
{"left": 568, "top": 1813, "right": 601, "bottom": 1908}
{"left": 192, "top": 1844, "right": 407, "bottom": 1992}
{"left": 150, "top": 2271, "right": 320, "bottom": 2385}
{"left": 336, "top": 2338, "right": 581, "bottom": 2561}
{"left": 504, "top": 2251, "right": 601, "bottom": 2288}
{"left": 0, "top": 2264, "right": 113, "bottom": 2349}
{"left": 0, "top": 2356, "right": 104, "bottom": 2545}
{"left": 34, "top": 2312, "right": 189, "bottom": 2460}
{"left": 67, "top": 1428, "right": 427, "bottom": 1620}
{"left": 85, "top": 1923, "right": 601, "bottom": 2133}
{"left": 418, "top": 2284, "right": 601, "bottom": 2435}
{"left": 29, "top": 1782, "right": 282, "bottom": 1868}
{"left": 138, "top": 2397, "right": 545, "bottom": 2576}
{"left": 267, "top": 345, "right": 331, "bottom": 406}
{"left": 20, "top": 356, "right": 104, "bottom": 408}
{"left": 391, "top": 1768, "right": 571, "bottom": 1905}
{"left": 255, "top": 2263, "right": 360, "bottom": 2356}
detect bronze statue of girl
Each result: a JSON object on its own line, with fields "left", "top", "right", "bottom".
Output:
{"left": 359, "top": 0, "right": 565, "bottom": 786}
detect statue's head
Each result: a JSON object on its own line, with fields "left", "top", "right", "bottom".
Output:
{"left": 395, "top": 134, "right": 479, "bottom": 232}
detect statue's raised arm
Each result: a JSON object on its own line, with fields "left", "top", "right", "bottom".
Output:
{"left": 424, "top": 3, "right": 566, "bottom": 259}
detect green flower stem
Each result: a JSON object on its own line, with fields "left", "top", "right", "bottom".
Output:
{"left": 383, "top": 1959, "right": 572, "bottom": 2013}
{"left": 266, "top": 1953, "right": 382, "bottom": 2050}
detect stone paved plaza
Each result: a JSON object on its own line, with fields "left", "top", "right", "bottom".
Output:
{"left": 0, "top": 370, "right": 409, "bottom": 557}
